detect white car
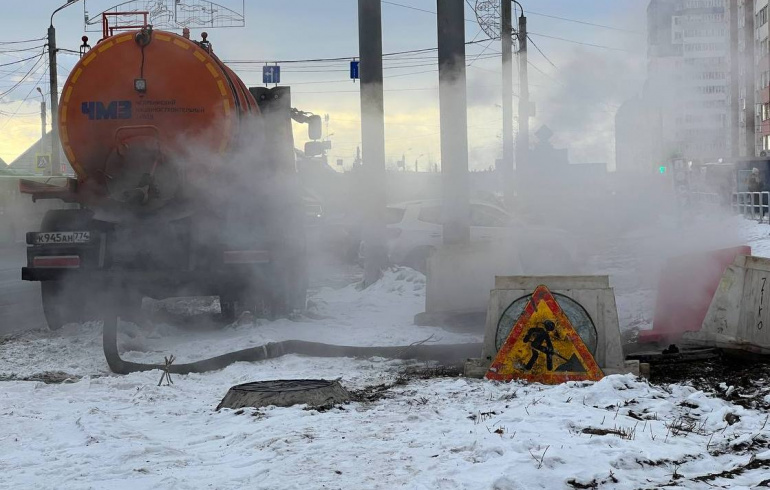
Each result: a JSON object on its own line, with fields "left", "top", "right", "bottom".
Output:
{"left": 384, "top": 200, "right": 578, "bottom": 274}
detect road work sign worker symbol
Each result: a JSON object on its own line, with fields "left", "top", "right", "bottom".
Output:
{"left": 486, "top": 285, "right": 603, "bottom": 384}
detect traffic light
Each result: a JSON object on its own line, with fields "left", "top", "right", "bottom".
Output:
{"left": 659, "top": 165, "right": 667, "bottom": 174}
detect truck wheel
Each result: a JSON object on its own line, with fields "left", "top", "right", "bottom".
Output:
{"left": 219, "top": 295, "right": 237, "bottom": 324}
{"left": 218, "top": 295, "right": 270, "bottom": 323}
{"left": 41, "top": 281, "right": 86, "bottom": 330}
{"left": 38, "top": 209, "right": 95, "bottom": 330}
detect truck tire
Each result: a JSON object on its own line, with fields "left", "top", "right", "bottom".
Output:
{"left": 41, "top": 281, "right": 86, "bottom": 330}
{"left": 219, "top": 262, "right": 306, "bottom": 323}
{"left": 219, "top": 296, "right": 237, "bottom": 324}
{"left": 218, "top": 292, "right": 270, "bottom": 323}
{"left": 39, "top": 208, "right": 95, "bottom": 330}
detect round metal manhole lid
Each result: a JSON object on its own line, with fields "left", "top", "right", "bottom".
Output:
{"left": 217, "top": 379, "right": 352, "bottom": 410}
{"left": 496, "top": 293, "right": 598, "bottom": 355}
{"left": 232, "top": 379, "right": 338, "bottom": 393}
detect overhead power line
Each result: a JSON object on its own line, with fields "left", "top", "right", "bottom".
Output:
{"left": 527, "top": 35, "right": 557, "bottom": 68}
{"left": 468, "top": 38, "right": 495, "bottom": 66}
{"left": 526, "top": 10, "right": 643, "bottom": 35}
{"left": 527, "top": 32, "right": 633, "bottom": 52}
{"left": 0, "top": 63, "right": 48, "bottom": 132}
{"left": 295, "top": 87, "right": 439, "bottom": 95}
{"left": 0, "top": 52, "right": 45, "bottom": 68}
{"left": 223, "top": 37, "right": 498, "bottom": 65}
{"left": 236, "top": 53, "right": 500, "bottom": 74}
{"left": 242, "top": 50, "right": 504, "bottom": 86}
{"left": 0, "top": 109, "right": 39, "bottom": 116}
{"left": 0, "top": 37, "right": 46, "bottom": 45}
{"left": 527, "top": 60, "right": 557, "bottom": 83}
{"left": 0, "top": 44, "right": 46, "bottom": 54}
{"left": 382, "top": 0, "right": 476, "bottom": 25}
{"left": 383, "top": 1, "right": 638, "bottom": 42}
{"left": 0, "top": 50, "right": 46, "bottom": 99}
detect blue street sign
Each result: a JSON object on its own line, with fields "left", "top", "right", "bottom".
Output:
{"left": 350, "top": 60, "right": 359, "bottom": 80}
{"left": 263, "top": 65, "right": 280, "bottom": 84}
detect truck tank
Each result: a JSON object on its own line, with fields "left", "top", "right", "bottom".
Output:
{"left": 59, "top": 27, "right": 259, "bottom": 207}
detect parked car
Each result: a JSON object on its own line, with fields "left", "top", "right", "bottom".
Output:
{"left": 382, "top": 200, "right": 578, "bottom": 274}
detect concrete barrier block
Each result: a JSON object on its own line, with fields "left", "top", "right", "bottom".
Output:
{"left": 603, "top": 360, "right": 641, "bottom": 377}
{"left": 686, "top": 255, "right": 770, "bottom": 355}
{"left": 495, "top": 276, "right": 609, "bottom": 290}
{"left": 467, "top": 275, "right": 626, "bottom": 379}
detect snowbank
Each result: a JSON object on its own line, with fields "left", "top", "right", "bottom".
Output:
{"left": 2, "top": 370, "right": 769, "bottom": 488}
{"left": 2, "top": 225, "right": 770, "bottom": 488}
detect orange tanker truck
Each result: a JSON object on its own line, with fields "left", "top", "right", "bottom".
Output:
{"left": 20, "top": 25, "right": 307, "bottom": 330}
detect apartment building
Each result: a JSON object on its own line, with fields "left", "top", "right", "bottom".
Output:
{"left": 756, "top": 0, "right": 770, "bottom": 154}
{"left": 617, "top": 0, "right": 733, "bottom": 173}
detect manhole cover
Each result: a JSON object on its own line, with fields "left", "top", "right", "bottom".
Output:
{"left": 217, "top": 379, "right": 351, "bottom": 410}
{"left": 496, "top": 292, "right": 598, "bottom": 355}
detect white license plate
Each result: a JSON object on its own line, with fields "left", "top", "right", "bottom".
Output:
{"left": 35, "top": 231, "right": 91, "bottom": 245}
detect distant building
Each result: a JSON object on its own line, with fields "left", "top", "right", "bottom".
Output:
{"left": 755, "top": 0, "right": 770, "bottom": 155}
{"left": 617, "top": 1, "right": 744, "bottom": 172}
{"left": 615, "top": 95, "right": 655, "bottom": 174}
{"left": 732, "top": 0, "right": 755, "bottom": 158}
{"left": 645, "top": 0, "right": 732, "bottom": 163}
{"left": 7, "top": 132, "right": 69, "bottom": 176}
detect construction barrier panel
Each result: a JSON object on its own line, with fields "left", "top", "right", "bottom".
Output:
{"left": 465, "top": 276, "right": 633, "bottom": 379}
{"left": 639, "top": 246, "right": 751, "bottom": 345}
{"left": 685, "top": 255, "right": 770, "bottom": 355}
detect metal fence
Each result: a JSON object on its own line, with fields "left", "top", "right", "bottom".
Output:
{"left": 732, "top": 191, "right": 770, "bottom": 221}
{"left": 686, "top": 191, "right": 722, "bottom": 211}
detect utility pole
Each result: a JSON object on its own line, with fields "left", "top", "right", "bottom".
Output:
{"left": 48, "top": 24, "right": 60, "bottom": 176}
{"left": 357, "top": 0, "right": 388, "bottom": 286}
{"left": 501, "top": 0, "right": 514, "bottom": 205}
{"left": 437, "top": 0, "right": 470, "bottom": 246}
{"left": 516, "top": 11, "right": 529, "bottom": 173}
{"left": 36, "top": 87, "right": 46, "bottom": 141}
{"left": 47, "top": 1, "right": 79, "bottom": 177}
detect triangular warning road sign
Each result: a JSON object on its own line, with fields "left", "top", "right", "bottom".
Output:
{"left": 486, "top": 285, "right": 603, "bottom": 384}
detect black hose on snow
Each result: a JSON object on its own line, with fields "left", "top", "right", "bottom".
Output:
{"left": 102, "top": 314, "right": 483, "bottom": 375}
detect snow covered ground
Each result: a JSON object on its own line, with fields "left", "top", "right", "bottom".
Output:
{"left": 2, "top": 217, "right": 770, "bottom": 489}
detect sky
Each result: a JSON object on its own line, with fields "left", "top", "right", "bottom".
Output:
{"left": 0, "top": 0, "right": 648, "bottom": 170}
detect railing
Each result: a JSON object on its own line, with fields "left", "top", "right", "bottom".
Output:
{"left": 732, "top": 191, "right": 770, "bottom": 221}
{"left": 687, "top": 191, "right": 722, "bottom": 211}
{"left": 102, "top": 11, "right": 149, "bottom": 39}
